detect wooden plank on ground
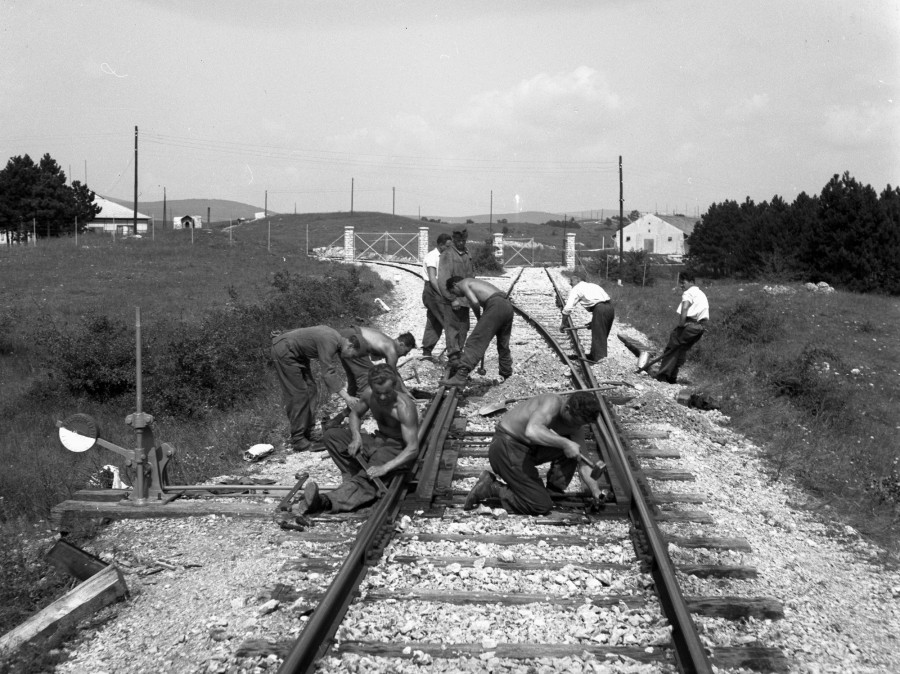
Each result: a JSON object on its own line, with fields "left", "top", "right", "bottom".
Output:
{"left": 666, "top": 535, "right": 752, "bottom": 552}
{"left": 397, "top": 532, "right": 628, "bottom": 547}
{"left": 623, "top": 430, "right": 670, "bottom": 440}
{"left": 386, "top": 555, "right": 631, "bottom": 572}
{"left": 633, "top": 448, "right": 680, "bottom": 459}
{"left": 642, "top": 469, "right": 695, "bottom": 481}
{"left": 0, "top": 565, "right": 127, "bottom": 655}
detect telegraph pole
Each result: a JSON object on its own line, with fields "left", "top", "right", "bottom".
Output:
{"left": 265, "top": 190, "right": 268, "bottom": 217}
{"left": 134, "top": 126, "right": 139, "bottom": 234}
{"left": 392, "top": 187, "right": 395, "bottom": 215}
{"left": 618, "top": 155, "right": 624, "bottom": 268}
{"left": 351, "top": 178, "right": 354, "bottom": 214}
{"left": 489, "top": 190, "right": 493, "bottom": 233}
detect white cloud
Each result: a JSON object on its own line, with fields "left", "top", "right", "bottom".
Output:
{"left": 452, "top": 66, "right": 621, "bottom": 143}
{"left": 820, "top": 102, "right": 898, "bottom": 148}
{"left": 725, "top": 93, "right": 770, "bottom": 120}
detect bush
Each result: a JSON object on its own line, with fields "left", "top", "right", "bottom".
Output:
{"left": 713, "top": 295, "right": 783, "bottom": 345}
{"left": 470, "top": 238, "right": 503, "bottom": 274}
{"left": 40, "top": 313, "right": 136, "bottom": 402}
{"left": 767, "top": 344, "right": 847, "bottom": 424}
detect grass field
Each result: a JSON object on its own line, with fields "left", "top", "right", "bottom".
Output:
{"left": 602, "top": 276, "right": 900, "bottom": 553}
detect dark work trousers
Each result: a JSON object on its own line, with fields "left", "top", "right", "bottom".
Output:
{"left": 656, "top": 320, "right": 706, "bottom": 383}
{"left": 322, "top": 427, "right": 404, "bottom": 512}
{"left": 421, "top": 283, "right": 445, "bottom": 355}
{"left": 587, "top": 301, "right": 615, "bottom": 360}
{"left": 271, "top": 340, "right": 318, "bottom": 451}
{"left": 340, "top": 354, "right": 374, "bottom": 397}
{"left": 443, "top": 303, "right": 471, "bottom": 362}
{"left": 458, "top": 294, "right": 514, "bottom": 378}
{"left": 488, "top": 427, "right": 577, "bottom": 515}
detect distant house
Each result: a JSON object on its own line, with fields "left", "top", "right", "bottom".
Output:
{"left": 173, "top": 215, "right": 203, "bottom": 229}
{"left": 613, "top": 214, "right": 699, "bottom": 256}
{"left": 86, "top": 196, "right": 151, "bottom": 235}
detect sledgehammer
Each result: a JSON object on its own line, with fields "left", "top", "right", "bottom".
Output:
{"left": 579, "top": 454, "right": 608, "bottom": 482}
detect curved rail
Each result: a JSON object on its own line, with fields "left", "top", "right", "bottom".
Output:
{"left": 546, "top": 268, "right": 712, "bottom": 674}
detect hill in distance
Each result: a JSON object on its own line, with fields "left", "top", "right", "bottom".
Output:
{"left": 102, "top": 196, "right": 266, "bottom": 224}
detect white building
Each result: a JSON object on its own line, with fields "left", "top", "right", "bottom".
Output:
{"left": 86, "top": 196, "right": 151, "bottom": 235}
{"left": 173, "top": 215, "right": 203, "bottom": 229}
{"left": 613, "top": 214, "right": 699, "bottom": 256}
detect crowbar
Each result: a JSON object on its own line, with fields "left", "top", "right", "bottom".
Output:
{"left": 354, "top": 454, "right": 388, "bottom": 495}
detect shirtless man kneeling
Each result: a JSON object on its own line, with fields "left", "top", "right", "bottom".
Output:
{"left": 464, "top": 391, "right": 606, "bottom": 515}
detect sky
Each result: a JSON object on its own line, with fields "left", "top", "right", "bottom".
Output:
{"left": 1, "top": 0, "right": 898, "bottom": 219}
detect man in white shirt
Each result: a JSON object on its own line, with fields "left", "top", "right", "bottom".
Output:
{"left": 421, "top": 233, "right": 452, "bottom": 360}
{"left": 559, "top": 271, "right": 614, "bottom": 362}
{"left": 655, "top": 272, "right": 710, "bottom": 384}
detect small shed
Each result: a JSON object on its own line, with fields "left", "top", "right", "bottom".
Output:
{"left": 613, "top": 214, "right": 699, "bottom": 256}
{"left": 173, "top": 215, "right": 203, "bottom": 229}
{"left": 86, "top": 197, "right": 151, "bottom": 235}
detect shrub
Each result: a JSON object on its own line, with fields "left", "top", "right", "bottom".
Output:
{"left": 713, "top": 295, "right": 784, "bottom": 345}
{"left": 767, "top": 344, "right": 847, "bottom": 424}
{"left": 40, "top": 313, "right": 135, "bottom": 402}
{"left": 470, "top": 238, "right": 503, "bottom": 274}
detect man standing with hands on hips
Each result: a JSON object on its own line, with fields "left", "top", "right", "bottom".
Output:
{"left": 654, "top": 271, "right": 709, "bottom": 384}
{"left": 560, "top": 271, "right": 614, "bottom": 364}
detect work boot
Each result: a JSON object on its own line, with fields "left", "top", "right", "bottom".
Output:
{"left": 464, "top": 470, "right": 498, "bottom": 510}
{"left": 440, "top": 366, "right": 470, "bottom": 388}
{"left": 303, "top": 481, "right": 331, "bottom": 514}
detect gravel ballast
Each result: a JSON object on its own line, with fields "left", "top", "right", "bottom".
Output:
{"left": 49, "top": 265, "right": 900, "bottom": 674}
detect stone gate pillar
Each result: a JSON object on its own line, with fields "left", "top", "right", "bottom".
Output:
{"left": 493, "top": 232, "right": 504, "bottom": 260}
{"left": 565, "top": 232, "right": 576, "bottom": 269}
{"left": 344, "top": 226, "right": 355, "bottom": 263}
{"left": 418, "top": 227, "right": 429, "bottom": 263}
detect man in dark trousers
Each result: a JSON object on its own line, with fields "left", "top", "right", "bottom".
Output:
{"left": 437, "top": 229, "right": 476, "bottom": 374}
{"left": 421, "top": 232, "right": 452, "bottom": 360}
{"left": 303, "top": 364, "right": 419, "bottom": 514}
{"left": 271, "top": 326, "right": 361, "bottom": 452}
{"left": 559, "top": 271, "right": 614, "bottom": 362}
{"left": 325, "top": 326, "right": 416, "bottom": 428}
{"left": 655, "top": 272, "right": 710, "bottom": 384}
{"left": 438, "top": 276, "right": 514, "bottom": 387}
{"left": 464, "top": 391, "right": 606, "bottom": 515}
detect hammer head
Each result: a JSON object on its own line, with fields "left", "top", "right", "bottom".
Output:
{"left": 589, "top": 461, "right": 607, "bottom": 481}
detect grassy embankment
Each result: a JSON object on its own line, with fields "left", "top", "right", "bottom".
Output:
{"left": 0, "top": 213, "right": 411, "bottom": 635}
{"left": 603, "top": 276, "right": 900, "bottom": 555}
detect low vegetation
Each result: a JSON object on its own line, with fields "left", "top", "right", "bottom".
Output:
{"left": 598, "top": 274, "right": 900, "bottom": 554}
{"left": 0, "top": 223, "right": 392, "bottom": 635}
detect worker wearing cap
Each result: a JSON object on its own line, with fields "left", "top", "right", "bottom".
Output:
{"left": 437, "top": 228, "right": 477, "bottom": 376}
{"left": 559, "top": 271, "right": 614, "bottom": 363}
{"left": 654, "top": 271, "right": 709, "bottom": 384}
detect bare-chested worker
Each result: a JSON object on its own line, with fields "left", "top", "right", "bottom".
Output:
{"left": 303, "top": 364, "right": 419, "bottom": 514}
{"left": 438, "top": 276, "right": 513, "bottom": 387}
{"left": 464, "top": 391, "right": 606, "bottom": 515}
{"left": 324, "top": 326, "right": 416, "bottom": 429}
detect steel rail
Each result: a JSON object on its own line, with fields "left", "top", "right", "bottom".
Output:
{"left": 276, "top": 385, "right": 459, "bottom": 674}
{"left": 545, "top": 268, "right": 712, "bottom": 674}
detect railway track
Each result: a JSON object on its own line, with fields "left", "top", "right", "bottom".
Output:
{"left": 260, "top": 265, "right": 788, "bottom": 673}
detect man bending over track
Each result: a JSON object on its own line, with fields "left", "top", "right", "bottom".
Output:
{"left": 439, "top": 276, "right": 514, "bottom": 387}
{"left": 324, "top": 326, "right": 416, "bottom": 429}
{"left": 302, "top": 364, "right": 419, "bottom": 514}
{"left": 464, "top": 391, "right": 605, "bottom": 515}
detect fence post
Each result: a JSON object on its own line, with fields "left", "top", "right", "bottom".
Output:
{"left": 493, "top": 232, "right": 504, "bottom": 261}
{"left": 565, "top": 232, "right": 576, "bottom": 269}
{"left": 344, "top": 226, "right": 355, "bottom": 262}
{"left": 418, "top": 227, "right": 429, "bottom": 263}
